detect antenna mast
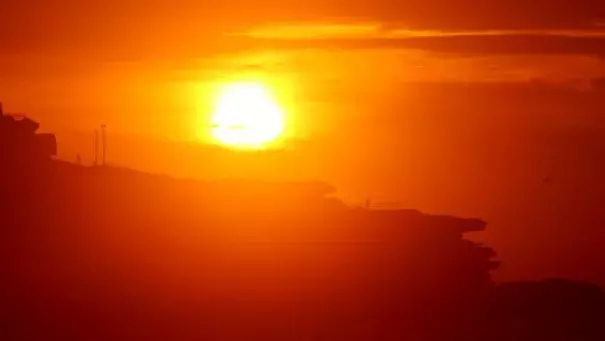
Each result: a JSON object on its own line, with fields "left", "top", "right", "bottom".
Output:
{"left": 94, "top": 129, "right": 99, "bottom": 166}
{"left": 101, "top": 124, "right": 107, "bottom": 166}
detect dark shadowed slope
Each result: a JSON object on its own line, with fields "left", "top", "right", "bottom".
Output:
{"left": 1, "top": 114, "right": 604, "bottom": 341}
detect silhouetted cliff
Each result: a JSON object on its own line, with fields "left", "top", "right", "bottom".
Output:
{"left": 1, "top": 122, "right": 603, "bottom": 340}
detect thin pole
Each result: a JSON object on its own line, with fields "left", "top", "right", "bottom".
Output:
{"left": 101, "top": 124, "right": 107, "bottom": 166}
{"left": 94, "top": 129, "right": 99, "bottom": 166}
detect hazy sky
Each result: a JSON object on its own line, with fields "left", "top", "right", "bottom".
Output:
{"left": 2, "top": 0, "right": 605, "bottom": 283}
{"left": 1, "top": 1, "right": 603, "bottom": 136}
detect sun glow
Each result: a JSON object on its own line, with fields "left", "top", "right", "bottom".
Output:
{"left": 210, "top": 82, "right": 285, "bottom": 149}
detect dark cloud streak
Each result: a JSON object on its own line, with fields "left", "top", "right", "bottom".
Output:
{"left": 1, "top": 1, "right": 604, "bottom": 60}
{"left": 339, "top": 0, "right": 604, "bottom": 30}
{"left": 250, "top": 34, "right": 605, "bottom": 58}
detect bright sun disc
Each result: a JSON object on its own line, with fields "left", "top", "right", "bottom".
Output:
{"left": 211, "top": 82, "right": 284, "bottom": 149}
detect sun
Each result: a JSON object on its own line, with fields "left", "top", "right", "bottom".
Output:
{"left": 210, "top": 82, "right": 285, "bottom": 149}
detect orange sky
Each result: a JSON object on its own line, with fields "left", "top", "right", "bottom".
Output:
{"left": 2, "top": 0, "right": 605, "bottom": 283}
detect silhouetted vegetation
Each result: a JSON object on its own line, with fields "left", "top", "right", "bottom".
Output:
{"left": 1, "top": 115, "right": 604, "bottom": 340}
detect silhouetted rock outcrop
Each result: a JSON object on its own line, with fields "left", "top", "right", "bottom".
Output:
{"left": 0, "top": 108, "right": 56, "bottom": 168}
{"left": 1, "top": 114, "right": 603, "bottom": 341}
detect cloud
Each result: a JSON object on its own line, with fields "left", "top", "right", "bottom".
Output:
{"left": 2, "top": 1, "right": 604, "bottom": 42}
{"left": 1, "top": 1, "right": 604, "bottom": 64}
{"left": 246, "top": 33, "right": 605, "bottom": 58}
{"left": 317, "top": 0, "right": 605, "bottom": 30}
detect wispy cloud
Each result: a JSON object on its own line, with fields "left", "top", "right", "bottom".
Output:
{"left": 235, "top": 23, "right": 605, "bottom": 59}
{"left": 241, "top": 23, "right": 605, "bottom": 40}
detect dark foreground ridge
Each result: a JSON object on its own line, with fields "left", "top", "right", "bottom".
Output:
{"left": 1, "top": 113, "right": 604, "bottom": 340}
